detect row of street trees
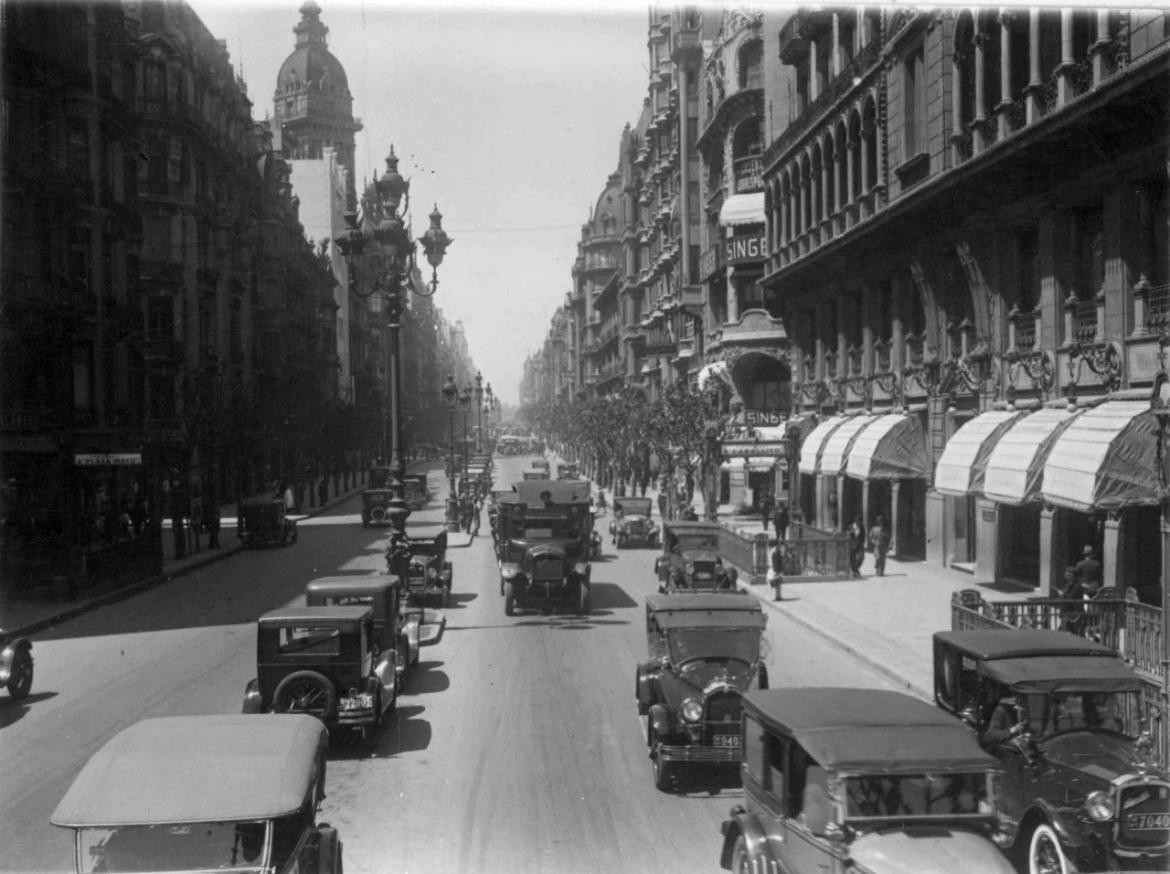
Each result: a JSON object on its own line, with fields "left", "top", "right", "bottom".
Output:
{"left": 521, "top": 381, "right": 732, "bottom": 520}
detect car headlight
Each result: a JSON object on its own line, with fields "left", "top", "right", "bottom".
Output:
{"left": 681, "top": 698, "right": 702, "bottom": 722}
{"left": 501, "top": 563, "right": 521, "bottom": 579}
{"left": 685, "top": 561, "right": 695, "bottom": 575}
{"left": 573, "top": 562, "right": 589, "bottom": 576}
{"left": 1085, "top": 789, "right": 1113, "bottom": 822}
{"left": 427, "top": 567, "right": 438, "bottom": 580}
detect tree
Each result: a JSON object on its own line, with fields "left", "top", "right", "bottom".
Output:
{"left": 644, "top": 379, "right": 730, "bottom": 520}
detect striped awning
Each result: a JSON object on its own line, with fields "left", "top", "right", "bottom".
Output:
{"left": 818, "top": 415, "right": 876, "bottom": 476}
{"left": 934, "top": 410, "right": 1026, "bottom": 497}
{"left": 797, "top": 416, "right": 847, "bottom": 475}
{"left": 982, "top": 407, "right": 1081, "bottom": 505}
{"left": 718, "top": 192, "right": 765, "bottom": 226}
{"left": 844, "top": 414, "right": 930, "bottom": 480}
{"left": 1041, "top": 401, "right": 1160, "bottom": 512}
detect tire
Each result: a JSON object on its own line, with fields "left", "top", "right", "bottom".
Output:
{"left": 316, "top": 825, "right": 342, "bottom": 874}
{"left": 1028, "top": 822, "right": 1071, "bottom": 874}
{"left": 504, "top": 581, "right": 515, "bottom": 616}
{"left": 6, "top": 649, "right": 32, "bottom": 699}
{"left": 272, "top": 670, "right": 337, "bottom": 721}
{"left": 577, "top": 581, "right": 590, "bottom": 615}
{"left": 441, "top": 586, "right": 450, "bottom": 608}
{"left": 758, "top": 664, "right": 770, "bottom": 690}
{"left": 650, "top": 727, "right": 672, "bottom": 792}
{"left": 729, "top": 836, "right": 751, "bottom": 874}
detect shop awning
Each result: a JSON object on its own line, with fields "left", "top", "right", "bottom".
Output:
{"left": 1041, "top": 400, "right": 1160, "bottom": 512}
{"left": 719, "top": 192, "right": 765, "bottom": 226}
{"left": 797, "top": 416, "right": 847, "bottom": 475}
{"left": 844, "top": 414, "right": 930, "bottom": 480}
{"left": 721, "top": 456, "right": 776, "bottom": 472}
{"left": 818, "top": 415, "right": 876, "bottom": 476}
{"left": 933, "top": 410, "right": 1025, "bottom": 497}
{"left": 982, "top": 407, "right": 1081, "bottom": 505}
{"left": 697, "top": 360, "right": 731, "bottom": 391}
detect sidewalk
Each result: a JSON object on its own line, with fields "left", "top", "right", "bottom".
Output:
{"left": 0, "top": 470, "right": 474, "bottom": 639}
{"left": 565, "top": 455, "right": 1034, "bottom": 703}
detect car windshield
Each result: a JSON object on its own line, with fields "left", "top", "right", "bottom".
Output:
{"left": 1018, "top": 690, "right": 1141, "bottom": 739}
{"left": 673, "top": 533, "right": 718, "bottom": 552}
{"left": 77, "top": 821, "right": 268, "bottom": 873}
{"left": 667, "top": 628, "right": 759, "bottom": 665}
{"left": 844, "top": 773, "right": 992, "bottom": 820}
{"left": 520, "top": 517, "right": 578, "bottom": 540}
{"left": 277, "top": 625, "right": 341, "bottom": 656}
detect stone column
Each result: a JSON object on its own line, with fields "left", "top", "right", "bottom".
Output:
{"left": 889, "top": 480, "right": 901, "bottom": 555}
{"left": 1102, "top": 511, "right": 1122, "bottom": 591}
{"left": 1057, "top": 8, "right": 1074, "bottom": 107}
{"left": 973, "top": 31, "right": 988, "bottom": 153}
{"left": 975, "top": 497, "right": 999, "bottom": 581}
{"left": 998, "top": 12, "right": 1013, "bottom": 140}
{"left": 1026, "top": 8, "right": 1041, "bottom": 124}
{"left": 1040, "top": 505, "right": 1068, "bottom": 596}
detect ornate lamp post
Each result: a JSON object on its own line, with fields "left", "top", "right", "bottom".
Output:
{"left": 474, "top": 371, "right": 484, "bottom": 453}
{"left": 442, "top": 375, "right": 461, "bottom": 532}
{"left": 459, "top": 385, "right": 472, "bottom": 484}
{"left": 484, "top": 382, "right": 494, "bottom": 448}
{"left": 334, "top": 146, "right": 452, "bottom": 537}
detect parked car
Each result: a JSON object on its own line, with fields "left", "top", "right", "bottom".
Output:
{"left": 51, "top": 714, "right": 341, "bottom": 874}
{"left": 402, "top": 473, "right": 431, "bottom": 511}
{"left": 496, "top": 480, "right": 593, "bottom": 615}
{"left": 361, "top": 465, "right": 395, "bottom": 527}
{"left": 609, "top": 496, "right": 659, "bottom": 549}
{"left": 933, "top": 628, "right": 1169, "bottom": 874}
{"left": 557, "top": 461, "right": 579, "bottom": 480}
{"left": 239, "top": 497, "right": 297, "bottom": 547}
{"left": 0, "top": 630, "right": 33, "bottom": 699}
{"left": 637, "top": 593, "right": 769, "bottom": 791}
{"left": 392, "top": 528, "right": 453, "bottom": 607}
{"left": 655, "top": 521, "right": 738, "bottom": 593}
{"left": 720, "top": 688, "right": 1016, "bottom": 874}
{"left": 303, "top": 574, "right": 445, "bottom": 670}
{"left": 243, "top": 605, "right": 403, "bottom": 743}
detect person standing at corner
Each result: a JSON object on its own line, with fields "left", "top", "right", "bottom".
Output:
{"left": 868, "top": 515, "right": 890, "bottom": 577}
{"left": 847, "top": 516, "right": 866, "bottom": 578}
{"left": 772, "top": 502, "right": 790, "bottom": 541}
{"left": 767, "top": 537, "right": 784, "bottom": 601}
{"left": 1074, "top": 544, "right": 1102, "bottom": 594}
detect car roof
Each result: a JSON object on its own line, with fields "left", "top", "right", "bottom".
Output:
{"left": 664, "top": 520, "right": 721, "bottom": 533}
{"left": 51, "top": 715, "right": 326, "bottom": 827}
{"left": 646, "top": 593, "right": 759, "bottom": 614}
{"left": 933, "top": 629, "right": 1119, "bottom": 659}
{"left": 655, "top": 609, "right": 766, "bottom": 630}
{"left": 745, "top": 688, "right": 999, "bottom": 773}
{"left": 615, "top": 497, "right": 652, "bottom": 511}
{"left": 512, "top": 480, "right": 591, "bottom": 505}
{"left": 259, "top": 605, "right": 371, "bottom": 623}
{"left": 305, "top": 575, "right": 400, "bottom": 595}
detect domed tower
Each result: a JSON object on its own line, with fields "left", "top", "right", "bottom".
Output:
{"left": 273, "top": 1, "right": 362, "bottom": 206}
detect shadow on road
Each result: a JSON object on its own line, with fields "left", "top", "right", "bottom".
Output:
{"left": 0, "top": 690, "right": 58, "bottom": 729}
{"left": 405, "top": 660, "right": 449, "bottom": 695}
{"left": 328, "top": 703, "right": 432, "bottom": 759}
{"left": 586, "top": 581, "right": 638, "bottom": 610}
{"left": 660, "top": 763, "right": 744, "bottom": 798}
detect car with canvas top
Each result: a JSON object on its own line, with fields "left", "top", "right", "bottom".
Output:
{"left": 609, "top": 496, "right": 659, "bottom": 549}
{"left": 655, "top": 520, "right": 738, "bottom": 593}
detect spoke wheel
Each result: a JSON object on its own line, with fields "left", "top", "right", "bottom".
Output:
{"left": 6, "top": 650, "right": 32, "bottom": 699}
{"left": 272, "top": 670, "right": 337, "bottom": 721}
{"left": 1028, "top": 823, "right": 1070, "bottom": 874}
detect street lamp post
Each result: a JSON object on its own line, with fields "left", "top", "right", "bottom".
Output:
{"left": 442, "top": 375, "right": 461, "bottom": 532}
{"left": 474, "top": 371, "right": 484, "bottom": 453}
{"left": 484, "top": 382, "right": 494, "bottom": 449}
{"left": 334, "top": 146, "right": 452, "bottom": 538}
{"left": 459, "top": 386, "right": 472, "bottom": 484}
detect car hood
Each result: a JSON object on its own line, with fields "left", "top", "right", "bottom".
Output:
{"left": 1037, "top": 731, "right": 1145, "bottom": 780}
{"left": 680, "top": 549, "right": 719, "bottom": 563}
{"left": 619, "top": 514, "right": 651, "bottom": 524}
{"left": 850, "top": 827, "right": 1014, "bottom": 874}
{"left": 660, "top": 660, "right": 754, "bottom": 702}
{"left": 520, "top": 541, "right": 576, "bottom": 559}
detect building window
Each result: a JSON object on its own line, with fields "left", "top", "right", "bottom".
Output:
{"left": 904, "top": 44, "right": 925, "bottom": 158}
{"left": 739, "top": 40, "right": 763, "bottom": 89}
{"left": 1074, "top": 206, "right": 1104, "bottom": 300}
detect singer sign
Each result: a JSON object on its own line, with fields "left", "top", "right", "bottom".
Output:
{"left": 725, "top": 232, "right": 767, "bottom": 265}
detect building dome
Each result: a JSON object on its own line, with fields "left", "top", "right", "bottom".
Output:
{"left": 276, "top": 1, "right": 349, "bottom": 94}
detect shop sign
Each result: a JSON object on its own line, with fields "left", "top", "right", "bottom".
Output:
{"left": 744, "top": 410, "right": 785, "bottom": 427}
{"left": 74, "top": 452, "right": 142, "bottom": 466}
{"left": 723, "top": 441, "right": 787, "bottom": 458}
{"left": 725, "top": 232, "right": 767, "bottom": 265}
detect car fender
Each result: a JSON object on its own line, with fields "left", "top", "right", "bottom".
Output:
{"left": 635, "top": 664, "right": 659, "bottom": 713}
{"left": 654, "top": 556, "right": 668, "bottom": 580}
{"left": 242, "top": 679, "right": 263, "bottom": 714}
{"left": 648, "top": 702, "right": 674, "bottom": 739}
{"left": 402, "top": 621, "right": 420, "bottom": 662}
{"left": 719, "top": 807, "right": 776, "bottom": 871}
{"left": 1022, "top": 798, "right": 1099, "bottom": 855}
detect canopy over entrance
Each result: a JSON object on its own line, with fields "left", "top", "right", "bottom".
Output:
{"left": 845, "top": 414, "right": 929, "bottom": 480}
{"left": 819, "top": 415, "right": 876, "bottom": 476}
{"left": 797, "top": 416, "right": 847, "bottom": 475}
{"left": 982, "top": 407, "right": 1081, "bottom": 505}
{"left": 934, "top": 410, "right": 1025, "bottom": 496}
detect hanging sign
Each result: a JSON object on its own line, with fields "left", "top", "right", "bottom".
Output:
{"left": 725, "top": 232, "right": 767, "bottom": 265}
{"left": 74, "top": 452, "right": 142, "bottom": 466}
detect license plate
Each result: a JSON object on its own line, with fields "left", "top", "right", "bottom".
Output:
{"left": 340, "top": 694, "right": 374, "bottom": 712}
{"left": 1127, "top": 813, "right": 1170, "bottom": 830}
{"left": 694, "top": 572, "right": 712, "bottom": 580}
{"left": 713, "top": 734, "right": 742, "bottom": 748}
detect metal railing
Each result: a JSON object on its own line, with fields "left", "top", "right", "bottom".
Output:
{"left": 721, "top": 520, "right": 852, "bottom": 583}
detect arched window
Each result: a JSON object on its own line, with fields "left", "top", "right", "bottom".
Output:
{"left": 862, "top": 98, "right": 878, "bottom": 192}
{"left": 824, "top": 132, "right": 837, "bottom": 215}
{"left": 835, "top": 120, "right": 849, "bottom": 206}
{"left": 954, "top": 12, "right": 976, "bottom": 130}
{"left": 848, "top": 110, "right": 862, "bottom": 200}
{"left": 780, "top": 170, "right": 792, "bottom": 243}
{"left": 800, "top": 153, "right": 812, "bottom": 231}
{"left": 738, "top": 40, "right": 763, "bottom": 90}
{"left": 811, "top": 144, "right": 824, "bottom": 224}
{"left": 978, "top": 11, "right": 1002, "bottom": 116}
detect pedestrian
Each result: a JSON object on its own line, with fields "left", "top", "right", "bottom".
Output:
{"left": 130, "top": 492, "right": 146, "bottom": 538}
{"left": 767, "top": 538, "right": 784, "bottom": 601}
{"left": 868, "top": 515, "right": 890, "bottom": 576}
{"left": 318, "top": 477, "right": 328, "bottom": 508}
{"left": 760, "top": 491, "right": 774, "bottom": 533}
{"left": 279, "top": 481, "right": 294, "bottom": 512}
{"left": 657, "top": 491, "right": 667, "bottom": 520}
{"left": 772, "top": 503, "right": 790, "bottom": 541}
{"left": 1074, "top": 545, "right": 1101, "bottom": 593}
{"left": 204, "top": 501, "right": 221, "bottom": 549}
{"left": 847, "top": 516, "right": 866, "bottom": 577}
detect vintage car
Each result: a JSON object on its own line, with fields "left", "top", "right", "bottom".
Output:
{"left": 655, "top": 521, "right": 738, "bottom": 593}
{"left": 51, "top": 714, "right": 341, "bottom": 874}
{"left": 637, "top": 593, "right": 769, "bottom": 791}
{"left": 609, "top": 496, "right": 659, "bottom": 548}
{"left": 402, "top": 473, "right": 430, "bottom": 511}
{"left": 239, "top": 497, "right": 298, "bottom": 547}
{"left": 0, "top": 630, "right": 33, "bottom": 699}
{"left": 496, "top": 480, "right": 593, "bottom": 615}
{"left": 521, "top": 469, "right": 548, "bottom": 481}
{"left": 933, "top": 629, "right": 1169, "bottom": 874}
{"left": 720, "top": 688, "right": 1016, "bottom": 874}
{"left": 557, "top": 461, "right": 579, "bottom": 480}
{"left": 243, "top": 605, "right": 401, "bottom": 743}
{"left": 303, "top": 574, "right": 445, "bottom": 670}
{"left": 531, "top": 458, "right": 550, "bottom": 474}
{"left": 361, "top": 465, "right": 397, "bottom": 527}
{"left": 388, "top": 528, "right": 453, "bottom": 607}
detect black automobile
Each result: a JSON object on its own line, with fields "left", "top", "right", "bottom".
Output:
{"left": 238, "top": 497, "right": 297, "bottom": 547}
{"left": 637, "top": 593, "right": 769, "bottom": 791}
{"left": 933, "top": 629, "right": 1169, "bottom": 874}
{"left": 361, "top": 465, "right": 395, "bottom": 527}
{"left": 609, "top": 496, "right": 659, "bottom": 549}
{"left": 654, "top": 521, "right": 738, "bottom": 593}
{"left": 496, "top": 480, "right": 593, "bottom": 616}
{"left": 394, "top": 528, "right": 453, "bottom": 607}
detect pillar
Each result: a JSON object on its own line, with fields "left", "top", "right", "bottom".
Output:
{"left": 1102, "top": 511, "right": 1122, "bottom": 591}
{"left": 926, "top": 488, "right": 946, "bottom": 565}
{"left": 1026, "top": 8, "right": 1041, "bottom": 123}
{"left": 1057, "top": 8, "right": 1074, "bottom": 107}
{"left": 889, "top": 480, "right": 901, "bottom": 555}
{"left": 1039, "top": 505, "right": 1065, "bottom": 596}
{"left": 998, "top": 13, "right": 1013, "bottom": 140}
{"left": 975, "top": 497, "right": 999, "bottom": 580}
{"left": 973, "top": 32, "right": 988, "bottom": 152}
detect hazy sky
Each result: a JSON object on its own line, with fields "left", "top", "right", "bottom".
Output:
{"left": 189, "top": 0, "right": 651, "bottom": 405}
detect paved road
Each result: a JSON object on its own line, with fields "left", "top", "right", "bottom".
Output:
{"left": 0, "top": 455, "right": 902, "bottom": 874}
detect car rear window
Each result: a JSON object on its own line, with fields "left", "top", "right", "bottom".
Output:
{"left": 277, "top": 626, "right": 341, "bottom": 656}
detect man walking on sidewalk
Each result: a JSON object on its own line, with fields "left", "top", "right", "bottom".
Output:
{"left": 868, "top": 516, "right": 890, "bottom": 576}
{"left": 772, "top": 503, "right": 790, "bottom": 540}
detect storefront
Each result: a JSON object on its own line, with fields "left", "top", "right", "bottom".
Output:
{"left": 797, "top": 416, "right": 847, "bottom": 529}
